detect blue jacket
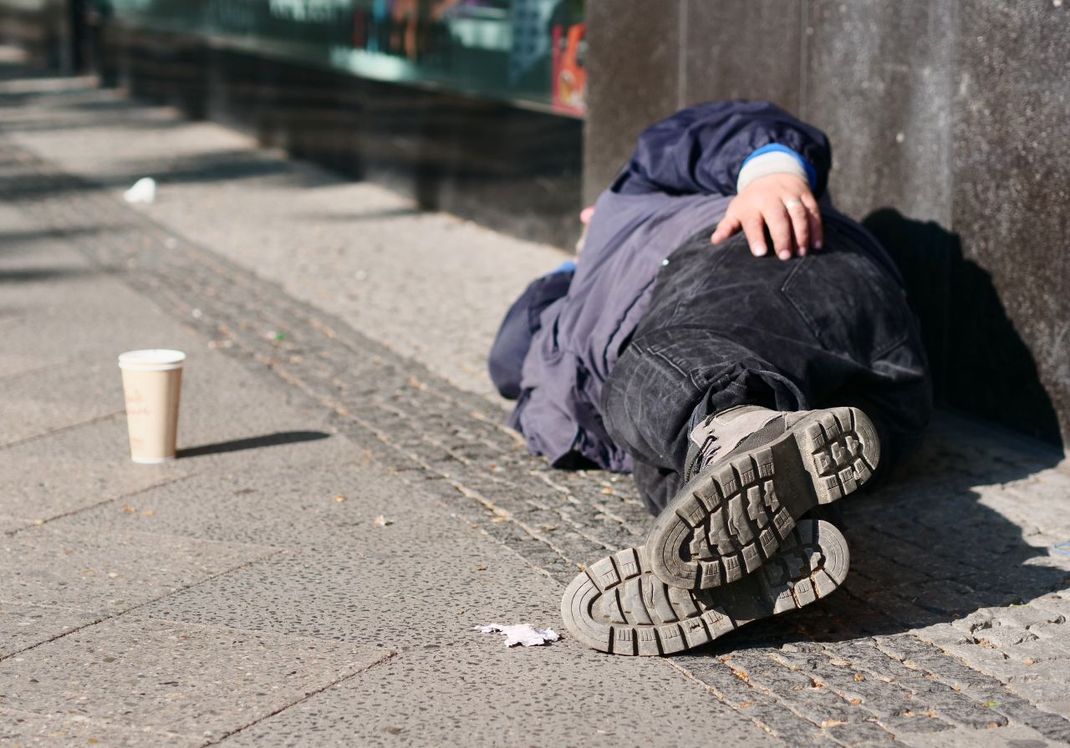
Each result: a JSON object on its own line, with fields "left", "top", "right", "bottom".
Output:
{"left": 490, "top": 100, "right": 892, "bottom": 471}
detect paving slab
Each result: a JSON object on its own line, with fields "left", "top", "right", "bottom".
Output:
{"left": 0, "top": 603, "right": 101, "bottom": 659}
{"left": 0, "top": 359, "right": 124, "bottom": 448}
{"left": 0, "top": 288, "right": 347, "bottom": 524}
{"left": 219, "top": 637, "right": 778, "bottom": 747}
{"left": 0, "top": 525, "right": 273, "bottom": 617}
{"left": 0, "top": 615, "right": 392, "bottom": 743}
{"left": 0, "top": 217, "right": 152, "bottom": 373}
{"left": 0, "top": 516, "right": 34, "bottom": 534}
{"left": 0, "top": 227, "right": 341, "bottom": 473}
{"left": 898, "top": 724, "right": 1059, "bottom": 748}
{"left": 52, "top": 448, "right": 439, "bottom": 548}
{"left": 0, "top": 707, "right": 201, "bottom": 748}
{"left": 0, "top": 414, "right": 193, "bottom": 524}
{"left": 133, "top": 525, "right": 565, "bottom": 651}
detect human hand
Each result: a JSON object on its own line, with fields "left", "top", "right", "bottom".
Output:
{"left": 710, "top": 173, "right": 823, "bottom": 259}
{"left": 576, "top": 205, "right": 595, "bottom": 254}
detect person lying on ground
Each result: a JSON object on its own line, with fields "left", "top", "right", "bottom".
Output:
{"left": 489, "top": 100, "right": 931, "bottom": 656}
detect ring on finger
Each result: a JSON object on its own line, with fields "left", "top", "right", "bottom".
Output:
{"left": 783, "top": 198, "right": 804, "bottom": 209}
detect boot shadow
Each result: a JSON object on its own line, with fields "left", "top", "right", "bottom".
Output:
{"left": 701, "top": 210, "right": 1068, "bottom": 650}
{"left": 717, "top": 414, "right": 1069, "bottom": 650}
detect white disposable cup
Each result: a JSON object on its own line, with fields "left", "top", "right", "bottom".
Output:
{"left": 118, "top": 349, "right": 185, "bottom": 464}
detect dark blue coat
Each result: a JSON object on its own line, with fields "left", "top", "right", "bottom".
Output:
{"left": 490, "top": 100, "right": 890, "bottom": 471}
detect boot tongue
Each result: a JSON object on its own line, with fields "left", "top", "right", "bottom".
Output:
{"left": 721, "top": 414, "right": 788, "bottom": 460}
{"left": 687, "top": 405, "right": 775, "bottom": 446}
{"left": 684, "top": 406, "right": 783, "bottom": 482}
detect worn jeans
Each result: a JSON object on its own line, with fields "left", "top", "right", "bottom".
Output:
{"left": 601, "top": 226, "right": 932, "bottom": 515}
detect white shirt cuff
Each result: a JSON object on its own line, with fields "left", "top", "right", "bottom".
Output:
{"left": 737, "top": 151, "right": 810, "bottom": 193}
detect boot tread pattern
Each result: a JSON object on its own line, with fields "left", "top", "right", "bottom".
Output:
{"left": 803, "top": 408, "right": 879, "bottom": 504}
{"left": 561, "top": 520, "right": 849, "bottom": 656}
{"left": 648, "top": 407, "right": 878, "bottom": 590}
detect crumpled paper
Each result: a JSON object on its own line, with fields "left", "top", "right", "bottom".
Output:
{"left": 475, "top": 623, "right": 560, "bottom": 648}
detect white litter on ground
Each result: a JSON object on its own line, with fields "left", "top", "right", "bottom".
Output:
{"left": 476, "top": 623, "right": 560, "bottom": 648}
{"left": 124, "top": 177, "right": 157, "bottom": 204}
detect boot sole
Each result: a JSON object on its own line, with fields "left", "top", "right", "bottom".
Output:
{"left": 561, "top": 519, "right": 849, "bottom": 656}
{"left": 647, "top": 406, "right": 878, "bottom": 591}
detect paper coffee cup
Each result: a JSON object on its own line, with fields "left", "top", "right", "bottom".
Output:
{"left": 118, "top": 349, "right": 185, "bottom": 464}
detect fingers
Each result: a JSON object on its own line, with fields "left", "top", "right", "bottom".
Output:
{"left": 741, "top": 213, "right": 768, "bottom": 256}
{"left": 785, "top": 199, "right": 810, "bottom": 256}
{"left": 763, "top": 202, "right": 794, "bottom": 260}
{"left": 713, "top": 171, "right": 824, "bottom": 260}
{"left": 710, "top": 213, "right": 741, "bottom": 245}
{"left": 801, "top": 192, "right": 823, "bottom": 250}
{"left": 580, "top": 206, "right": 595, "bottom": 225}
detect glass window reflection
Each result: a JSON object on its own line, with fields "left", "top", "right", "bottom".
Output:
{"left": 106, "top": 0, "right": 586, "bottom": 115}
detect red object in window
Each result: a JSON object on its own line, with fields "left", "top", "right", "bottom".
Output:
{"left": 552, "top": 22, "right": 587, "bottom": 116}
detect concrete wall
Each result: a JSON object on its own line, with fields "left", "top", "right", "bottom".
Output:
{"left": 585, "top": 0, "right": 1070, "bottom": 449}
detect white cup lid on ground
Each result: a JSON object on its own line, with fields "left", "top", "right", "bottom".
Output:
{"left": 118, "top": 349, "right": 187, "bottom": 371}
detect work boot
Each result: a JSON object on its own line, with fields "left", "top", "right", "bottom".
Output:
{"left": 646, "top": 405, "right": 879, "bottom": 591}
{"left": 561, "top": 519, "right": 849, "bottom": 656}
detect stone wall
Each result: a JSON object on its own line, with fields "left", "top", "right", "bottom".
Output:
{"left": 585, "top": 0, "right": 1070, "bottom": 449}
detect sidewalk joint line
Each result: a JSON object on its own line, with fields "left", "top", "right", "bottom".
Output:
{"left": 5, "top": 472, "right": 195, "bottom": 536}
{"left": 0, "top": 410, "right": 123, "bottom": 451}
{"left": 200, "top": 650, "right": 400, "bottom": 747}
{"left": 0, "top": 550, "right": 282, "bottom": 664}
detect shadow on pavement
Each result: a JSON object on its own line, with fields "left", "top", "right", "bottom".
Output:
{"left": 704, "top": 211, "right": 1068, "bottom": 652}
{"left": 0, "top": 225, "right": 127, "bottom": 247}
{"left": 298, "top": 206, "right": 423, "bottom": 223}
{"left": 0, "top": 266, "right": 93, "bottom": 283}
{"left": 0, "top": 115, "right": 193, "bottom": 133}
{"left": 703, "top": 419, "right": 1069, "bottom": 652}
{"left": 177, "top": 430, "right": 330, "bottom": 459}
{"left": 0, "top": 149, "right": 321, "bottom": 202}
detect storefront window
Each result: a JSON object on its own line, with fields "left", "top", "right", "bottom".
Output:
{"left": 106, "top": 0, "right": 586, "bottom": 115}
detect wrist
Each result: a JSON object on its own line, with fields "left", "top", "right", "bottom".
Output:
{"left": 737, "top": 145, "right": 816, "bottom": 194}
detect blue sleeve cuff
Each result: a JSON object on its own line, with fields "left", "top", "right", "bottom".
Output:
{"left": 741, "top": 144, "right": 818, "bottom": 192}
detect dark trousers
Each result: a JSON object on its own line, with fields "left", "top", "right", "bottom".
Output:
{"left": 601, "top": 227, "right": 932, "bottom": 515}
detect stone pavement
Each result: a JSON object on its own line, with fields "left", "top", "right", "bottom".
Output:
{"left": 3, "top": 50, "right": 1070, "bottom": 746}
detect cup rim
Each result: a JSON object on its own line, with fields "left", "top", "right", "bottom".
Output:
{"left": 118, "top": 349, "right": 187, "bottom": 371}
